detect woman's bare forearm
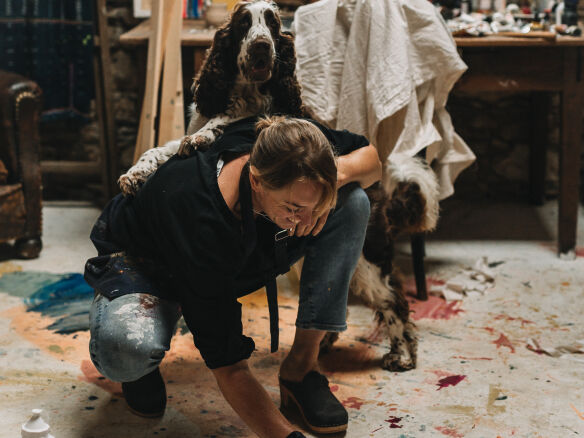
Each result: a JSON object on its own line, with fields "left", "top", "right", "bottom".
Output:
{"left": 336, "top": 144, "right": 382, "bottom": 189}
{"left": 212, "top": 360, "right": 296, "bottom": 438}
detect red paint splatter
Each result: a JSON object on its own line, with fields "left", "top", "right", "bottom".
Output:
{"left": 385, "top": 416, "right": 403, "bottom": 428}
{"left": 330, "top": 384, "right": 339, "bottom": 392}
{"left": 493, "top": 333, "right": 515, "bottom": 353}
{"left": 484, "top": 326, "right": 495, "bottom": 334}
{"left": 342, "top": 396, "right": 365, "bottom": 409}
{"left": 435, "top": 426, "right": 464, "bottom": 437}
{"left": 436, "top": 374, "right": 466, "bottom": 390}
{"left": 493, "top": 314, "right": 534, "bottom": 326}
{"left": 408, "top": 295, "right": 464, "bottom": 321}
{"left": 371, "top": 427, "right": 383, "bottom": 433}
{"left": 576, "top": 247, "right": 584, "bottom": 258}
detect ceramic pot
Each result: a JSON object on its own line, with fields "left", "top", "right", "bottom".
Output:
{"left": 205, "top": 3, "right": 229, "bottom": 28}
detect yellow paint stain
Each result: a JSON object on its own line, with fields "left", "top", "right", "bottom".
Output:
{"left": 0, "top": 261, "right": 22, "bottom": 277}
{"left": 571, "top": 404, "right": 584, "bottom": 420}
{"left": 4, "top": 304, "right": 90, "bottom": 366}
{"left": 487, "top": 385, "right": 506, "bottom": 414}
{"left": 432, "top": 405, "right": 476, "bottom": 416}
{"left": 0, "top": 369, "right": 78, "bottom": 386}
{"left": 48, "top": 344, "right": 64, "bottom": 354}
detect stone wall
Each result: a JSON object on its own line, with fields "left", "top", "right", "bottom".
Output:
{"left": 42, "top": 0, "right": 584, "bottom": 203}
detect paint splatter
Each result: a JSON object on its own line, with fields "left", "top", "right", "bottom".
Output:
{"left": 435, "top": 426, "right": 464, "bottom": 437}
{"left": 385, "top": 416, "right": 403, "bottom": 428}
{"left": 342, "top": 396, "right": 365, "bottom": 409}
{"left": 408, "top": 295, "right": 463, "bottom": 321}
{"left": 437, "top": 375, "right": 466, "bottom": 390}
{"left": 493, "top": 333, "right": 515, "bottom": 353}
{"left": 570, "top": 403, "right": 584, "bottom": 420}
{"left": 487, "top": 385, "right": 506, "bottom": 414}
{"left": 0, "top": 271, "right": 94, "bottom": 334}
{"left": 493, "top": 314, "right": 534, "bottom": 327}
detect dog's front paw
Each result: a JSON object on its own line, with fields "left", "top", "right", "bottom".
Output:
{"left": 178, "top": 133, "right": 213, "bottom": 156}
{"left": 118, "top": 173, "right": 142, "bottom": 196}
{"left": 387, "top": 181, "right": 426, "bottom": 234}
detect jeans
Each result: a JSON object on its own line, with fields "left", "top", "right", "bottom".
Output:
{"left": 88, "top": 183, "right": 370, "bottom": 382}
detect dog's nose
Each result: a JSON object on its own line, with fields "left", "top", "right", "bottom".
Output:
{"left": 249, "top": 38, "right": 272, "bottom": 56}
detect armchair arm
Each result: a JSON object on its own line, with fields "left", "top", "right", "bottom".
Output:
{"left": 0, "top": 70, "right": 43, "bottom": 242}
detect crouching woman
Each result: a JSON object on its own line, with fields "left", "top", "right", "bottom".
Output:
{"left": 85, "top": 116, "right": 381, "bottom": 437}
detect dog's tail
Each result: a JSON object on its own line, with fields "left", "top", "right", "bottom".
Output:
{"left": 382, "top": 155, "right": 440, "bottom": 234}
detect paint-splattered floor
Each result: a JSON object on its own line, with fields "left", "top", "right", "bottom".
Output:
{"left": 0, "top": 198, "right": 583, "bottom": 438}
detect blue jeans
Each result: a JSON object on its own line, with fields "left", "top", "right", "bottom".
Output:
{"left": 89, "top": 183, "right": 370, "bottom": 382}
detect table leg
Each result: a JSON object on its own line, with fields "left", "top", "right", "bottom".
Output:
{"left": 529, "top": 93, "right": 549, "bottom": 206}
{"left": 558, "top": 47, "right": 583, "bottom": 258}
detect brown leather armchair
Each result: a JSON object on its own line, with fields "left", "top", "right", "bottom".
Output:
{"left": 0, "top": 70, "right": 43, "bottom": 258}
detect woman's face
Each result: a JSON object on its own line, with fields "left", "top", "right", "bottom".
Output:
{"left": 256, "top": 179, "right": 323, "bottom": 232}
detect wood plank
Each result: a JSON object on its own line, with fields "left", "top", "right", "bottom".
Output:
{"left": 158, "top": 0, "right": 185, "bottom": 145}
{"left": 134, "top": 0, "right": 166, "bottom": 163}
{"left": 120, "top": 18, "right": 215, "bottom": 47}
{"left": 41, "top": 161, "right": 101, "bottom": 176}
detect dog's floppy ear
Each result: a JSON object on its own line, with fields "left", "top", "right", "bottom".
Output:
{"left": 193, "top": 22, "right": 237, "bottom": 118}
{"left": 266, "top": 30, "right": 303, "bottom": 117}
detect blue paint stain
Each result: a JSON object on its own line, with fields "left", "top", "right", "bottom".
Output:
{"left": 0, "top": 271, "right": 94, "bottom": 334}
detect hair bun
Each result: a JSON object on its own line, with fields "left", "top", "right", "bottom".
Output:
{"left": 255, "top": 115, "right": 286, "bottom": 134}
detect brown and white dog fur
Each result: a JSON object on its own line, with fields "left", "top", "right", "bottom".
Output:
{"left": 118, "top": 0, "right": 440, "bottom": 372}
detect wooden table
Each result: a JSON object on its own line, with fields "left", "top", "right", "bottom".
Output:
{"left": 120, "top": 23, "right": 584, "bottom": 257}
{"left": 453, "top": 35, "right": 584, "bottom": 257}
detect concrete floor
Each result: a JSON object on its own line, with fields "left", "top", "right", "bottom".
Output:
{"left": 0, "top": 197, "right": 583, "bottom": 437}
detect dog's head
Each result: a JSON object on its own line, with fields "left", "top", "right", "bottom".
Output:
{"left": 232, "top": 0, "right": 279, "bottom": 83}
{"left": 194, "top": 0, "right": 303, "bottom": 118}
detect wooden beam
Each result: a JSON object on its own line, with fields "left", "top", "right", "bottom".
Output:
{"left": 134, "top": 0, "right": 166, "bottom": 163}
{"left": 41, "top": 161, "right": 101, "bottom": 176}
{"left": 158, "top": 0, "right": 185, "bottom": 145}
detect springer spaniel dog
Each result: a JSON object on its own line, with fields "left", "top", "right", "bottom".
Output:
{"left": 118, "top": 0, "right": 303, "bottom": 195}
{"left": 119, "top": 0, "right": 438, "bottom": 372}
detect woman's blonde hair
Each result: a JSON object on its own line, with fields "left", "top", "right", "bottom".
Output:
{"left": 250, "top": 116, "right": 337, "bottom": 213}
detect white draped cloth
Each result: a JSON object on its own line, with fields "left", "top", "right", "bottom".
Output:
{"left": 293, "top": 0, "right": 476, "bottom": 200}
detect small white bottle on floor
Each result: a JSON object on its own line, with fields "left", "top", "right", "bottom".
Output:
{"left": 21, "top": 409, "right": 55, "bottom": 438}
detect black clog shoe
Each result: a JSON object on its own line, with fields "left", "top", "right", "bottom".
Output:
{"left": 122, "top": 367, "right": 167, "bottom": 418}
{"left": 279, "top": 371, "right": 348, "bottom": 434}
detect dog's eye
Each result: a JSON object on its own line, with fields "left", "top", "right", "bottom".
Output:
{"left": 264, "top": 10, "right": 279, "bottom": 33}
{"left": 236, "top": 13, "right": 252, "bottom": 37}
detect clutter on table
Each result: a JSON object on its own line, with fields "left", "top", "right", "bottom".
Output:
{"left": 432, "top": 0, "right": 582, "bottom": 38}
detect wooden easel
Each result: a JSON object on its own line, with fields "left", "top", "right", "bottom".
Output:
{"left": 133, "top": 0, "right": 185, "bottom": 163}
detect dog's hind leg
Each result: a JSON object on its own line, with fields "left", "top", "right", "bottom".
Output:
{"left": 383, "top": 155, "right": 440, "bottom": 234}
{"left": 350, "top": 257, "right": 417, "bottom": 371}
